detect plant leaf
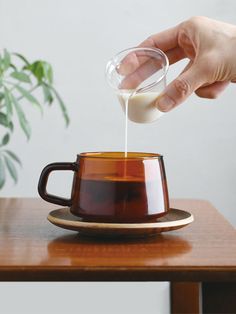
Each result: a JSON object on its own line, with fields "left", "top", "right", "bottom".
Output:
{"left": 42, "top": 83, "right": 53, "bottom": 104}
{"left": 1, "top": 133, "right": 10, "bottom": 146}
{"left": 0, "top": 112, "right": 13, "bottom": 131}
{"left": 4, "top": 150, "right": 22, "bottom": 166}
{"left": 4, "top": 155, "right": 18, "bottom": 183}
{"left": 10, "top": 71, "right": 31, "bottom": 83}
{"left": 9, "top": 63, "right": 17, "bottom": 71}
{"left": 0, "top": 156, "right": 6, "bottom": 189}
{"left": 11, "top": 94, "right": 31, "bottom": 140}
{"left": 0, "top": 92, "right": 4, "bottom": 102}
{"left": 13, "top": 53, "right": 30, "bottom": 66}
{"left": 25, "top": 61, "right": 53, "bottom": 84}
{"left": 4, "top": 87, "right": 13, "bottom": 122}
{"left": 25, "top": 61, "right": 44, "bottom": 83}
{"left": 8, "top": 121, "right": 13, "bottom": 131}
{"left": 15, "top": 85, "right": 43, "bottom": 114}
{"left": 3, "top": 49, "right": 11, "bottom": 70}
{"left": 42, "top": 62, "right": 53, "bottom": 84}
{"left": 2, "top": 133, "right": 10, "bottom": 145}
{"left": 0, "top": 112, "right": 8, "bottom": 126}
{"left": 50, "top": 86, "right": 69, "bottom": 126}
{"left": 0, "top": 54, "right": 3, "bottom": 73}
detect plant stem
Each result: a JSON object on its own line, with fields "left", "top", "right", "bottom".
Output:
{"left": 3, "top": 80, "right": 39, "bottom": 101}
{"left": 17, "top": 84, "right": 39, "bottom": 101}
{"left": 0, "top": 83, "right": 39, "bottom": 111}
{"left": 3, "top": 80, "right": 20, "bottom": 93}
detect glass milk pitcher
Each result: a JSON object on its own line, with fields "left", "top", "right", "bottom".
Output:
{"left": 106, "top": 47, "right": 169, "bottom": 123}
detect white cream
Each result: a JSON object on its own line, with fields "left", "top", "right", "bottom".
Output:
{"left": 117, "top": 91, "right": 164, "bottom": 124}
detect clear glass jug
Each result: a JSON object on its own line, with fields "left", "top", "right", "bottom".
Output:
{"left": 106, "top": 47, "right": 169, "bottom": 123}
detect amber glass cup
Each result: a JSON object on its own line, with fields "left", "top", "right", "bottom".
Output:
{"left": 38, "top": 152, "right": 169, "bottom": 223}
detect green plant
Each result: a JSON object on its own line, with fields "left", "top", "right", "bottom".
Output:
{"left": 0, "top": 49, "right": 69, "bottom": 189}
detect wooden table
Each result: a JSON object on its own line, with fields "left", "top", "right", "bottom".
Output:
{"left": 0, "top": 198, "right": 235, "bottom": 313}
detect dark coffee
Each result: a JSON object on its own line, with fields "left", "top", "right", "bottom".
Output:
{"left": 71, "top": 176, "right": 167, "bottom": 222}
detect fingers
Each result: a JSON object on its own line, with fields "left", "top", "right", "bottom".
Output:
{"left": 138, "top": 25, "right": 180, "bottom": 51}
{"left": 120, "top": 57, "right": 164, "bottom": 89}
{"left": 156, "top": 63, "right": 205, "bottom": 111}
{"left": 118, "top": 25, "right": 182, "bottom": 77}
{"left": 166, "top": 47, "right": 185, "bottom": 65}
{"left": 156, "top": 70, "right": 230, "bottom": 112}
{"left": 195, "top": 81, "right": 230, "bottom": 98}
{"left": 118, "top": 51, "right": 148, "bottom": 76}
{"left": 119, "top": 47, "right": 185, "bottom": 89}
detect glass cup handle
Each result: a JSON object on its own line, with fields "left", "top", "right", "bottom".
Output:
{"left": 38, "top": 162, "right": 79, "bottom": 206}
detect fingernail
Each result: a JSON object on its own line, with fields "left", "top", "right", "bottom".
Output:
{"left": 156, "top": 95, "right": 175, "bottom": 112}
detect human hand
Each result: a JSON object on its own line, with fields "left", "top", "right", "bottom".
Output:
{"left": 136, "top": 16, "right": 236, "bottom": 111}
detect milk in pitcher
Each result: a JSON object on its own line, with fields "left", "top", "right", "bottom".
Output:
{"left": 117, "top": 91, "right": 164, "bottom": 124}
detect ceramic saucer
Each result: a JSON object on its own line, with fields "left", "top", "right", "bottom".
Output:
{"left": 47, "top": 208, "right": 194, "bottom": 238}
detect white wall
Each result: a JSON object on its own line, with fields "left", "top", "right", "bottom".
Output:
{"left": 0, "top": 0, "right": 235, "bottom": 313}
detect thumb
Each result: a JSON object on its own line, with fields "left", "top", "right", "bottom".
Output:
{"left": 156, "top": 64, "right": 205, "bottom": 112}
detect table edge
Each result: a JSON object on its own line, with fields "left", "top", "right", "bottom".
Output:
{"left": 0, "top": 266, "right": 236, "bottom": 282}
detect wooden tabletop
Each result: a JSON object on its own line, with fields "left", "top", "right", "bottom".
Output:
{"left": 0, "top": 198, "right": 235, "bottom": 281}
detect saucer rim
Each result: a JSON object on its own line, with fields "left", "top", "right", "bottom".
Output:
{"left": 47, "top": 208, "right": 194, "bottom": 230}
